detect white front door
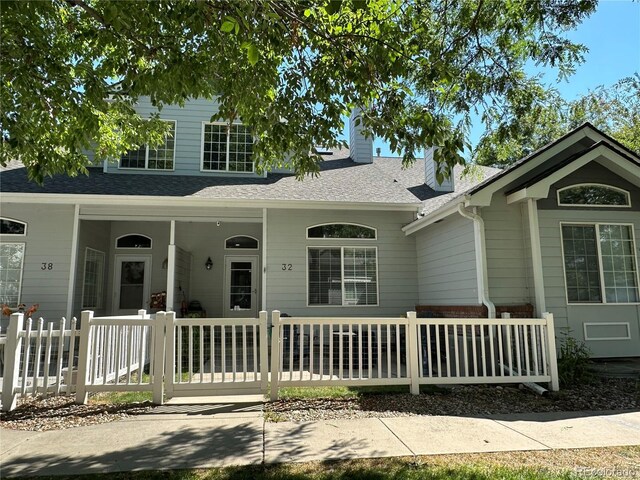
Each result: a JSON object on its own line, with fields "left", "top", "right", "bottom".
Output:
{"left": 113, "top": 255, "right": 152, "bottom": 315}
{"left": 224, "top": 256, "right": 258, "bottom": 318}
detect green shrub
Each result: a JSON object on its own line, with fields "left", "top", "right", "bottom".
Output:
{"left": 557, "top": 331, "right": 593, "bottom": 388}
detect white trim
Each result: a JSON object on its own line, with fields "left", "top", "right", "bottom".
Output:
{"left": 81, "top": 247, "right": 106, "bottom": 309}
{"left": 527, "top": 199, "right": 546, "bottom": 316}
{"left": 402, "top": 198, "right": 467, "bottom": 236}
{"left": 0, "top": 242, "right": 26, "bottom": 307}
{"left": 166, "top": 220, "right": 176, "bottom": 312}
{"left": 306, "top": 245, "right": 380, "bottom": 307}
{"left": 557, "top": 183, "right": 631, "bottom": 208}
{"left": 118, "top": 119, "right": 177, "bottom": 172}
{"left": 224, "top": 235, "right": 259, "bottom": 250}
{"left": 65, "top": 205, "right": 80, "bottom": 319}
{"left": 583, "top": 322, "right": 631, "bottom": 341}
{"left": 559, "top": 221, "right": 640, "bottom": 305}
{"left": 1, "top": 193, "right": 419, "bottom": 211}
{"left": 115, "top": 233, "right": 153, "bottom": 249}
{"left": 200, "top": 121, "right": 255, "bottom": 174}
{"left": 0, "top": 217, "right": 28, "bottom": 236}
{"left": 112, "top": 254, "right": 153, "bottom": 314}
{"left": 262, "top": 208, "right": 267, "bottom": 311}
{"left": 306, "top": 222, "right": 377, "bottom": 240}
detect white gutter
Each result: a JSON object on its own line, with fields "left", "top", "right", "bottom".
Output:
{"left": 0, "top": 193, "right": 419, "bottom": 212}
{"left": 457, "top": 204, "right": 496, "bottom": 318}
{"left": 402, "top": 196, "right": 467, "bottom": 235}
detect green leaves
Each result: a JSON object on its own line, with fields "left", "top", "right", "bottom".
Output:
{"left": 1, "top": 0, "right": 598, "bottom": 183}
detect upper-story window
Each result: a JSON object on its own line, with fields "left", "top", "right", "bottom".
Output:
{"left": 202, "top": 123, "right": 254, "bottom": 173}
{"left": 307, "top": 223, "right": 377, "bottom": 239}
{"left": 120, "top": 120, "right": 176, "bottom": 170}
{"left": 0, "top": 218, "right": 27, "bottom": 236}
{"left": 116, "top": 234, "right": 152, "bottom": 249}
{"left": 557, "top": 184, "right": 631, "bottom": 207}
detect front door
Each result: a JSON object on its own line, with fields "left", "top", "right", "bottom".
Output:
{"left": 224, "top": 256, "right": 258, "bottom": 318}
{"left": 113, "top": 255, "right": 152, "bottom": 314}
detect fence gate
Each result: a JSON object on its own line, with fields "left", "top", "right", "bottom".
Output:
{"left": 159, "top": 311, "right": 269, "bottom": 399}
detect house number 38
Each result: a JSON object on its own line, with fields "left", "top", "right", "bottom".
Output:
{"left": 41, "top": 263, "right": 53, "bottom": 270}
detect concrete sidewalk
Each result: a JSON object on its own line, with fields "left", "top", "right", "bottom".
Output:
{"left": 1, "top": 400, "right": 639, "bottom": 477}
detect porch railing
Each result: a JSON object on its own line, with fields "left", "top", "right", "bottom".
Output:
{"left": 1, "top": 309, "right": 559, "bottom": 411}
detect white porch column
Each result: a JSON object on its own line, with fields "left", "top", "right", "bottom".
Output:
{"left": 65, "top": 204, "right": 80, "bottom": 320}
{"left": 262, "top": 208, "right": 268, "bottom": 311}
{"left": 166, "top": 220, "right": 176, "bottom": 312}
{"left": 527, "top": 199, "right": 546, "bottom": 316}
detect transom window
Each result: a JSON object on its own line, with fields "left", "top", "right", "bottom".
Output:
{"left": 0, "top": 218, "right": 27, "bottom": 235}
{"left": 120, "top": 120, "right": 176, "bottom": 170}
{"left": 0, "top": 243, "right": 25, "bottom": 307}
{"left": 116, "top": 234, "right": 152, "bottom": 249}
{"left": 308, "top": 247, "right": 378, "bottom": 306}
{"left": 307, "top": 224, "right": 377, "bottom": 239}
{"left": 225, "top": 236, "right": 259, "bottom": 249}
{"left": 561, "top": 223, "right": 639, "bottom": 304}
{"left": 82, "top": 248, "right": 105, "bottom": 309}
{"left": 202, "top": 123, "right": 254, "bottom": 172}
{"left": 558, "top": 184, "right": 630, "bottom": 207}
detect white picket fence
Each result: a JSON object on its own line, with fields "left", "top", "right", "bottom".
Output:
{"left": 1, "top": 309, "right": 559, "bottom": 411}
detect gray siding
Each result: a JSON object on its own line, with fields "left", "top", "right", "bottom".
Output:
{"left": 266, "top": 209, "right": 418, "bottom": 316}
{"left": 538, "top": 208, "right": 640, "bottom": 357}
{"left": 104, "top": 98, "right": 262, "bottom": 178}
{"left": 538, "top": 162, "right": 640, "bottom": 211}
{"left": 415, "top": 213, "right": 478, "bottom": 305}
{"left": 0, "top": 204, "right": 75, "bottom": 328}
{"left": 73, "top": 221, "right": 110, "bottom": 317}
{"left": 482, "top": 191, "right": 533, "bottom": 305}
{"left": 172, "top": 247, "right": 192, "bottom": 314}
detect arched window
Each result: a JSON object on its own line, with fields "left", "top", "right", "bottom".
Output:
{"left": 0, "top": 218, "right": 27, "bottom": 236}
{"left": 116, "top": 234, "right": 152, "bottom": 249}
{"left": 557, "top": 184, "right": 631, "bottom": 207}
{"left": 225, "top": 235, "right": 259, "bottom": 249}
{"left": 307, "top": 223, "right": 377, "bottom": 239}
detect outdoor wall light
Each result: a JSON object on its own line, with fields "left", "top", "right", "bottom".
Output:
{"left": 205, "top": 257, "right": 213, "bottom": 270}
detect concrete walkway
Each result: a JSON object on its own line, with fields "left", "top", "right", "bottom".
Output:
{"left": 1, "top": 399, "right": 639, "bottom": 477}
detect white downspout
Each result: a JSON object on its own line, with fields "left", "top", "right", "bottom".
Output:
{"left": 457, "top": 204, "right": 496, "bottom": 318}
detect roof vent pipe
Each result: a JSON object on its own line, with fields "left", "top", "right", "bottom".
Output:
{"left": 457, "top": 204, "right": 496, "bottom": 318}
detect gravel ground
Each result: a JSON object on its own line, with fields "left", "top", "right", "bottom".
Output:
{"left": 265, "top": 378, "right": 639, "bottom": 422}
{"left": 0, "top": 395, "right": 154, "bottom": 431}
{"left": 1, "top": 378, "right": 637, "bottom": 430}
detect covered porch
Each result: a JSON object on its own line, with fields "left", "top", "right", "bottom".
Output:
{"left": 72, "top": 204, "right": 266, "bottom": 320}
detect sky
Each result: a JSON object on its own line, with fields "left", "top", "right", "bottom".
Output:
{"left": 349, "top": 0, "right": 640, "bottom": 159}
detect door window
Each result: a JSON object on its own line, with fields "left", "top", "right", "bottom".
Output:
{"left": 119, "top": 261, "right": 146, "bottom": 309}
{"left": 229, "top": 261, "right": 252, "bottom": 310}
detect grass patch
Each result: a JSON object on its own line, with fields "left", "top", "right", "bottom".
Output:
{"left": 25, "top": 447, "right": 640, "bottom": 479}
{"left": 88, "top": 372, "right": 153, "bottom": 405}
{"left": 276, "top": 385, "right": 413, "bottom": 400}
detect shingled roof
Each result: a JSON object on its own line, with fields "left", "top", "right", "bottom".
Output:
{"left": 1, "top": 149, "right": 501, "bottom": 208}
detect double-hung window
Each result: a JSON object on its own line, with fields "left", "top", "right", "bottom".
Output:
{"left": 561, "top": 223, "right": 639, "bottom": 304}
{"left": 120, "top": 120, "right": 176, "bottom": 170}
{"left": 308, "top": 246, "right": 378, "bottom": 306}
{"left": 202, "top": 123, "right": 254, "bottom": 172}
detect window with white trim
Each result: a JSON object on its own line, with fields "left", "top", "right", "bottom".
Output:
{"left": 202, "top": 123, "right": 254, "bottom": 172}
{"left": 561, "top": 224, "right": 639, "bottom": 304}
{"left": 308, "top": 247, "right": 378, "bottom": 306}
{"left": 82, "top": 248, "right": 105, "bottom": 309}
{"left": 0, "top": 243, "right": 25, "bottom": 307}
{"left": 120, "top": 120, "right": 176, "bottom": 170}
{"left": 116, "top": 234, "right": 152, "bottom": 249}
{"left": 0, "top": 218, "right": 27, "bottom": 235}
{"left": 558, "top": 184, "right": 630, "bottom": 207}
{"left": 307, "top": 224, "right": 376, "bottom": 239}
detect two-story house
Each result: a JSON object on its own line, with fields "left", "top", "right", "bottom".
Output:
{"left": 1, "top": 98, "right": 639, "bottom": 358}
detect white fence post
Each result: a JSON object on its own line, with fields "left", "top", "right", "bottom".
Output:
{"left": 270, "top": 310, "right": 280, "bottom": 401}
{"left": 2, "top": 313, "right": 24, "bottom": 412}
{"left": 75, "top": 310, "right": 93, "bottom": 405}
{"left": 259, "top": 310, "right": 269, "bottom": 394}
{"left": 152, "top": 311, "right": 168, "bottom": 405}
{"left": 543, "top": 312, "right": 559, "bottom": 391}
{"left": 163, "top": 311, "right": 175, "bottom": 400}
{"left": 407, "top": 312, "right": 420, "bottom": 395}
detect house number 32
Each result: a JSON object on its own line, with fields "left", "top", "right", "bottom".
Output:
{"left": 281, "top": 264, "right": 292, "bottom": 271}
{"left": 41, "top": 263, "right": 53, "bottom": 270}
